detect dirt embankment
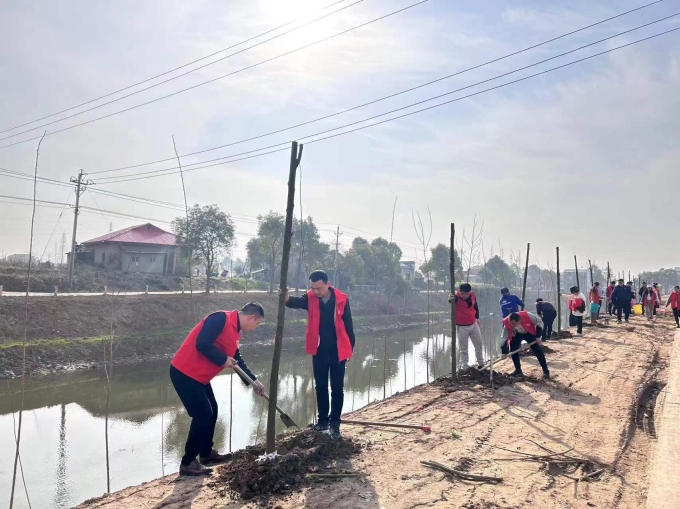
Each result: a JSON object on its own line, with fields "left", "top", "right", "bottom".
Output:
{"left": 0, "top": 291, "right": 449, "bottom": 378}
{"left": 77, "top": 317, "right": 676, "bottom": 509}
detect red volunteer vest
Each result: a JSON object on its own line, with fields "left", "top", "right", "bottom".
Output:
{"left": 455, "top": 291, "right": 478, "bottom": 326}
{"left": 590, "top": 288, "right": 601, "bottom": 304}
{"left": 569, "top": 297, "right": 585, "bottom": 312}
{"left": 670, "top": 293, "right": 680, "bottom": 309}
{"left": 646, "top": 290, "right": 658, "bottom": 306}
{"left": 502, "top": 311, "right": 537, "bottom": 344}
{"left": 305, "top": 288, "right": 353, "bottom": 362}
{"left": 607, "top": 285, "right": 615, "bottom": 298}
{"left": 171, "top": 310, "right": 240, "bottom": 384}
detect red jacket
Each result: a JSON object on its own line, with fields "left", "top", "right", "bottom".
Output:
{"left": 502, "top": 311, "right": 537, "bottom": 344}
{"left": 644, "top": 289, "right": 659, "bottom": 306}
{"left": 305, "top": 288, "right": 353, "bottom": 362}
{"left": 569, "top": 297, "right": 585, "bottom": 312}
{"left": 607, "top": 285, "right": 615, "bottom": 298}
{"left": 455, "top": 291, "right": 478, "bottom": 326}
{"left": 171, "top": 310, "right": 239, "bottom": 384}
{"left": 669, "top": 292, "right": 680, "bottom": 309}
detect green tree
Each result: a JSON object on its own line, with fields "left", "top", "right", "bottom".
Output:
{"left": 252, "top": 211, "right": 285, "bottom": 293}
{"left": 420, "top": 243, "right": 458, "bottom": 285}
{"left": 290, "top": 216, "right": 330, "bottom": 289}
{"left": 479, "top": 255, "right": 516, "bottom": 289}
{"left": 172, "top": 204, "right": 235, "bottom": 293}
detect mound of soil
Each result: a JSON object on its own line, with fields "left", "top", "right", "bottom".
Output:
{"left": 215, "top": 430, "right": 362, "bottom": 500}
{"left": 434, "top": 368, "right": 520, "bottom": 389}
{"left": 551, "top": 330, "right": 573, "bottom": 339}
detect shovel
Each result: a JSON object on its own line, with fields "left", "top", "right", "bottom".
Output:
{"left": 476, "top": 340, "right": 539, "bottom": 371}
{"left": 233, "top": 365, "right": 299, "bottom": 428}
{"left": 342, "top": 419, "right": 431, "bottom": 431}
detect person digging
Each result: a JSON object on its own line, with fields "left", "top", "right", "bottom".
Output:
{"left": 281, "top": 270, "right": 355, "bottom": 439}
{"left": 169, "top": 302, "right": 266, "bottom": 476}
{"left": 501, "top": 311, "right": 550, "bottom": 379}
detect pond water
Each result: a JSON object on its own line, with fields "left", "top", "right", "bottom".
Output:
{"left": 1, "top": 289, "right": 568, "bottom": 508}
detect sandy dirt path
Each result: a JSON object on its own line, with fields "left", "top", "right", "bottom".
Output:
{"left": 77, "top": 316, "right": 675, "bottom": 509}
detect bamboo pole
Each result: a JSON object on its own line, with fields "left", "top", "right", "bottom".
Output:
{"left": 574, "top": 255, "right": 580, "bottom": 290}
{"left": 266, "top": 141, "right": 302, "bottom": 454}
{"left": 403, "top": 333, "right": 407, "bottom": 390}
{"left": 521, "top": 243, "right": 530, "bottom": 310}
{"left": 556, "top": 247, "right": 562, "bottom": 332}
{"left": 229, "top": 371, "right": 233, "bottom": 452}
{"left": 368, "top": 335, "right": 376, "bottom": 403}
{"left": 449, "top": 223, "right": 457, "bottom": 380}
{"left": 383, "top": 337, "right": 387, "bottom": 400}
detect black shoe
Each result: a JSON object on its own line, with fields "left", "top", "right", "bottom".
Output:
{"left": 625, "top": 319, "right": 629, "bottom": 323}
{"left": 179, "top": 460, "right": 212, "bottom": 476}
{"left": 510, "top": 370, "right": 525, "bottom": 378}
{"left": 543, "top": 371, "right": 551, "bottom": 380}
{"left": 313, "top": 420, "right": 330, "bottom": 434}
{"left": 329, "top": 423, "right": 341, "bottom": 439}
{"left": 617, "top": 320, "right": 623, "bottom": 324}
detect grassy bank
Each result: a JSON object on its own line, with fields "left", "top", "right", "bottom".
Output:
{"left": 0, "top": 291, "right": 449, "bottom": 377}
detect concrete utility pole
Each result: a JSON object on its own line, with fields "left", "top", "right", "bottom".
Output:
{"left": 333, "top": 225, "right": 342, "bottom": 287}
{"left": 68, "top": 169, "right": 92, "bottom": 290}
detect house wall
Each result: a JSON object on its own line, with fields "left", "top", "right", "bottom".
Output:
{"left": 83, "top": 243, "right": 176, "bottom": 274}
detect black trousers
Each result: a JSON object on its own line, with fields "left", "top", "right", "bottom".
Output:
{"left": 608, "top": 300, "right": 615, "bottom": 315}
{"left": 501, "top": 332, "right": 549, "bottom": 374}
{"left": 542, "top": 310, "right": 557, "bottom": 340}
{"left": 573, "top": 315, "right": 583, "bottom": 334}
{"left": 674, "top": 308, "right": 680, "bottom": 326}
{"left": 313, "top": 347, "right": 346, "bottom": 425}
{"left": 616, "top": 302, "right": 631, "bottom": 321}
{"left": 170, "top": 365, "right": 218, "bottom": 465}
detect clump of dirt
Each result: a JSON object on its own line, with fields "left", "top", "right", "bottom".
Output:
{"left": 215, "top": 429, "right": 362, "bottom": 500}
{"left": 434, "top": 369, "right": 520, "bottom": 389}
{"left": 551, "top": 330, "right": 573, "bottom": 339}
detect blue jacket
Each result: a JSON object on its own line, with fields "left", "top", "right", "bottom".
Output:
{"left": 500, "top": 294, "right": 524, "bottom": 317}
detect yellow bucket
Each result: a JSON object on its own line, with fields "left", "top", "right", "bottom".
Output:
{"left": 633, "top": 304, "right": 643, "bottom": 315}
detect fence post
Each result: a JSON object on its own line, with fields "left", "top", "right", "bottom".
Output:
{"left": 182, "top": 285, "right": 185, "bottom": 294}
{"left": 0, "top": 284, "right": 3, "bottom": 296}
{"left": 145, "top": 285, "right": 149, "bottom": 295}
{"left": 54, "top": 286, "right": 58, "bottom": 297}
{"left": 104, "top": 285, "right": 107, "bottom": 295}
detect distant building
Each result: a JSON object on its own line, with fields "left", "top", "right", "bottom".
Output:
{"left": 5, "top": 253, "right": 37, "bottom": 265}
{"left": 69, "top": 223, "right": 178, "bottom": 274}
{"left": 400, "top": 261, "right": 416, "bottom": 282}
{"left": 561, "top": 268, "right": 590, "bottom": 290}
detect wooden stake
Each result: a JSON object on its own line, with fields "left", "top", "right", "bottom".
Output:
{"left": 556, "top": 247, "right": 562, "bottom": 332}
{"left": 521, "top": 243, "right": 530, "bottom": 310}
{"left": 368, "top": 335, "right": 376, "bottom": 402}
{"left": 574, "top": 255, "right": 580, "bottom": 289}
{"left": 229, "top": 371, "right": 233, "bottom": 452}
{"left": 449, "top": 223, "right": 457, "bottom": 379}
{"left": 383, "top": 337, "right": 387, "bottom": 400}
{"left": 403, "top": 333, "right": 407, "bottom": 390}
{"left": 266, "top": 141, "right": 302, "bottom": 454}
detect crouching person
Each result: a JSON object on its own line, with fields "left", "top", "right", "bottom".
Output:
{"left": 501, "top": 311, "right": 550, "bottom": 379}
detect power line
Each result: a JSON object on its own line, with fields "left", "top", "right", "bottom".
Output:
{"left": 92, "top": 22, "right": 680, "bottom": 185}
{"left": 0, "top": 0, "right": 367, "bottom": 141}
{"left": 0, "top": 0, "right": 350, "bottom": 136}
{"left": 89, "top": 0, "right": 666, "bottom": 175}
{"left": 0, "top": 0, "right": 428, "bottom": 150}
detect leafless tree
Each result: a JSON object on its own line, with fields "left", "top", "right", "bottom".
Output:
{"left": 412, "top": 206, "right": 433, "bottom": 383}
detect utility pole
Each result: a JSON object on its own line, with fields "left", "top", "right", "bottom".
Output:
{"left": 68, "top": 170, "right": 92, "bottom": 290}
{"left": 333, "top": 225, "right": 342, "bottom": 287}
{"left": 59, "top": 232, "right": 66, "bottom": 267}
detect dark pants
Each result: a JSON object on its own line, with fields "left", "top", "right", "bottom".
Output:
{"left": 616, "top": 302, "right": 631, "bottom": 322}
{"left": 674, "top": 308, "right": 680, "bottom": 326}
{"left": 608, "top": 300, "right": 615, "bottom": 315}
{"left": 501, "top": 332, "right": 549, "bottom": 374}
{"left": 542, "top": 309, "right": 557, "bottom": 340}
{"left": 170, "top": 365, "right": 218, "bottom": 465}
{"left": 313, "top": 347, "right": 346, "bottom": 425}
{"left": 573, "top": 315, "right": 583, "bottom": 334}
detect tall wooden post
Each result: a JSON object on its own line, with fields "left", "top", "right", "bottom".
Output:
{"left": 607, "top": 262, "right": 611, "bottom": 285}
{"left": 556, "top": 247, "right": 562, "bottom": 332}
{"left": 266, "top": 141, "right": 303, "bottom": 454}
{"left": 588, "top": 259, "right": 594, "bottom": 287}
{"left": 521, "top": 243, "right": 530, "bottom": 310}
{"left": 574, "top": 255, "right": 580, "bottom": 290}
{"left": 449, "top": 223, "right": 457, "bottom": 380}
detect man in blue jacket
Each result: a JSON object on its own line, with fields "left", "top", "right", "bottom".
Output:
{"left": 500, "top": 288, "right": 524, "bottom": 318}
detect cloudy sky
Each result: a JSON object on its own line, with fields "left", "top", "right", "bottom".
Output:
{"left": 1, "top": 0, "right": 678, "bottom": 275}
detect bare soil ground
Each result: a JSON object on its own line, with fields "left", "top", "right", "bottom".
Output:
{"left": 76, "top": 315, "right": 675, "bottom": 509}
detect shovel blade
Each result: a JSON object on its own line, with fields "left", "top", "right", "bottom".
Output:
{"left": 279, "top": 412, "right": 299, "bottom": 428}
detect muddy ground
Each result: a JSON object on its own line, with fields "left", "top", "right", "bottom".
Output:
{"left": 0, "top": 292, "right": 448, "bottom": 378}
{"left": 76, "top": 315, "right": 676, "bottom": 509}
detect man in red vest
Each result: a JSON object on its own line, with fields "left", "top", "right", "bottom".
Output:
{"left": 501, "top": 311, "right": 550, "bottom": 379}
{"left": 448, "top": 283, "right": 485, "bottom": 368}
{"left": 170, "top": 302, "right": 266, "bottom": 476}
{"left": 283, "top": 270, "right": 355, "bottom": 439}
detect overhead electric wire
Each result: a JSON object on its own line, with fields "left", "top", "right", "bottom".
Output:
{"left": 89, "top": 0, "right": 666, "bottom": 175}
{"left": 0, "top": 0, "right": 367, "bottom": 141}
{"left": 0, "top": 0, "right": 350, "bottom": 135}
{"left": 93, "top": 19, "right": 680, "bottom": 185}
{"left": 0, "top": 0, "right": 428, "bottom": 150}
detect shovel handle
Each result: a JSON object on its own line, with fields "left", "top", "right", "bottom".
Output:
{"left": 342, "top": 419, "right": 431, "bottom": 431}
{"left": 479, "top": 340, "right": 539, "bottom": 371}
{"left": 232, "top": 364, "right": 288, "bottom": 416}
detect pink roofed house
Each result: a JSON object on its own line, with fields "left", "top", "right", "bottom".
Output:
{"left": 78, "top": 223, "right": 178, "bottom": 274}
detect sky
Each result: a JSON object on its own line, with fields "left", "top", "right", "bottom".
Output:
{"left": 1, "top": 0, "right": 679, "bottom": 275}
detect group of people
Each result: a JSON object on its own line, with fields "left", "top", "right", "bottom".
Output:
{"left": 168, "top": 267, "right": 680, "bottom": 477}
{"left": 169, "top": 270, "right": 355, "bottom": 475}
